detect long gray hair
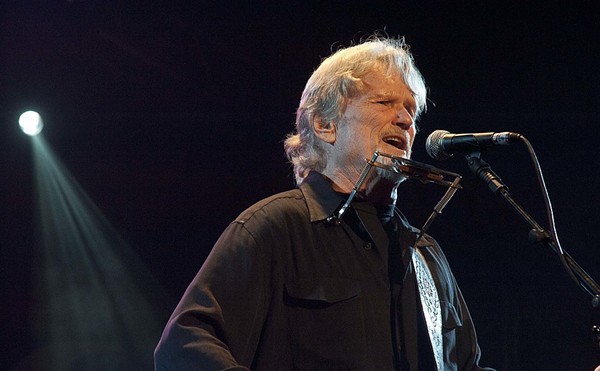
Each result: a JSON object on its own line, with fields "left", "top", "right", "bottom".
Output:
{"left": 284, "top": 37, "right": 427, "bottom": 185}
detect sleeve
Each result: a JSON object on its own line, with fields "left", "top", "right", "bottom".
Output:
{"left": 154, "top": 220, "right": 271, "bottom": 371}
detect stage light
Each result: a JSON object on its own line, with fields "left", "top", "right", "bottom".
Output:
{"left": 19, "top": 110, "right": 44, "bottom": 136}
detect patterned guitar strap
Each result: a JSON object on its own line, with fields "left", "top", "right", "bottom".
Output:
{"left": 412, "top": 247, "right": 443, "bottom": 371}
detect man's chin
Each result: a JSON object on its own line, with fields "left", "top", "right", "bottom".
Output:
{"left": 380, "top": 148, "right": 411, "bottom": 160}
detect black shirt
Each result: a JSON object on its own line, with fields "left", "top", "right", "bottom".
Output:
{"left": 155, "top": 171, "right": 495, "bottom": 371}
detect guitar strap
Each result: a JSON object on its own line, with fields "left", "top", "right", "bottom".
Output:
{"left": 412, "top": 248, "right": 443, "bottom": 371}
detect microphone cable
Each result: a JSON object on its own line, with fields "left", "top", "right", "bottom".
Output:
{"left": 518, "top": 135, "right": 599, "bottom": 297}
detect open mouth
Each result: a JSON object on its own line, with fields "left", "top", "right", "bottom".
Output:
{"left": 383, "top": 137, "right": 406, "bottom": 151}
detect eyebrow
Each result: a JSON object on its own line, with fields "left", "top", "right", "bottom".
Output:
{"left": 369, "top": 91, "right": 417, "bottom": 105}
{"left": 368, "top": 91, "right": 395, "bottom": 100}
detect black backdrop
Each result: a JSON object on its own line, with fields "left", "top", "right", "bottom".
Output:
{"left": 1, "top": 1, "right": 599, "bottom": 370}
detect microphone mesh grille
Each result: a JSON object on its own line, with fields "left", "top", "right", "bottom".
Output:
{"left": 425, "top": 130, "right": 451, "bottom": 160}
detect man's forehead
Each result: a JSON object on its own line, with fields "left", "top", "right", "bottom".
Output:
{"left": 361, "top": 65, "right": 407, "bottom": 85}
{"left": 361, "top": 73, "right": 411, "bottom": 97}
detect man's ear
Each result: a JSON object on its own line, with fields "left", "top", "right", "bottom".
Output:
{"left": 313, "top": 117, "right": 336, "bottom": 145}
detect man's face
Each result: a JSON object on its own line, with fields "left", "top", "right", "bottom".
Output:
{"left": 327, "top": 66, "right": 418, "bottom": 181}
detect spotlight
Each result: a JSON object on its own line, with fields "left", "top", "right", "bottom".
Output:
{"left": 19, "top": 111, "right": 44, "bottom": 136}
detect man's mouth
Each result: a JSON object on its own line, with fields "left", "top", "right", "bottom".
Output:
{"left": 382, "top": 136, "right": 407, "bottom": 151}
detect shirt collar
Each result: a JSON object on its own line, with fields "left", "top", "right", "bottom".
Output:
{"left": 298, "top": 171, "right": 418, "bottom": 233}
{"left": 299, "top": 171, "right": 346, "bottom": 222}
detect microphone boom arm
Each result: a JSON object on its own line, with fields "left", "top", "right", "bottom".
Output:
{"left": 464, "top": 151, "right": 600, "bottom": 299}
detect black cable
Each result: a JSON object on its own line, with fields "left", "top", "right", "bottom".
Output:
{"left": 520, "top": 135, "right": 599, "bottom": 296}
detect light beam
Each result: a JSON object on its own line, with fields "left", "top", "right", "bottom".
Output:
{"left": 18, "top": 134, "right": 171, "bottom": 370}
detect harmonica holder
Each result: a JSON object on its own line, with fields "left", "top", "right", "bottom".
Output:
{"left": 326, "top": 151, "right": 462, "bottom": 241}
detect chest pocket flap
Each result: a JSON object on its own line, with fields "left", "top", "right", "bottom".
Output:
{"left": 285, "top": 277, "right": 361, "bottom": 306}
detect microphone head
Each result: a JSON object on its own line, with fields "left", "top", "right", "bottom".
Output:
{"left": 426, "top": 129, "right": 452, "bottom": 160}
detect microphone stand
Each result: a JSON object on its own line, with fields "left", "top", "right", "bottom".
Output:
{"left": 464, "top": 151, "right": 600, "bottom": 353}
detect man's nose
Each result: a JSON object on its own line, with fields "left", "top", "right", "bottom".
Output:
{"left": 394, "top": 108, "right": 414, "bottom": 129}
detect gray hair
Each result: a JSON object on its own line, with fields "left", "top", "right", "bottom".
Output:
{"left": 284, "top": 37, "right": 427, "bottom": 185}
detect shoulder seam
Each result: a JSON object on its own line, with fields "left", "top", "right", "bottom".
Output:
{"left": 235, "top": 191, "right": 303, "bottom": 225}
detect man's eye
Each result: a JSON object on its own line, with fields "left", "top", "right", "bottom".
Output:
{"left": 376, "top": 101, "right": 391, "bottom": 106}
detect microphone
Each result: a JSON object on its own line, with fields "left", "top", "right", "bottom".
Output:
{"left": 426, "top": 129, "right": 522, "bottom": 160}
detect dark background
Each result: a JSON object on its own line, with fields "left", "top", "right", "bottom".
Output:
{"left": 1, "top": 1, "right": 599, "bottom": 370}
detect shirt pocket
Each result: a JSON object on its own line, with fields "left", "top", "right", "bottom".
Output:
{"left": 284, "top": 277, "right": 366, "bottom": 370}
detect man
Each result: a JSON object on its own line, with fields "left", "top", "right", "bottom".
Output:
{"left": 155, "top": 36, "right": 494, "bottom": 370}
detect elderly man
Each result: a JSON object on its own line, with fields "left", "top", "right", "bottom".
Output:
{"left": 155, "top": 37, "right": 494, "bottom": 370}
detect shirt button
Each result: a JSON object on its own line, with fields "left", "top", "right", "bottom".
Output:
{"left": 363, "top": 242, "right": 372, "bottom": 250}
